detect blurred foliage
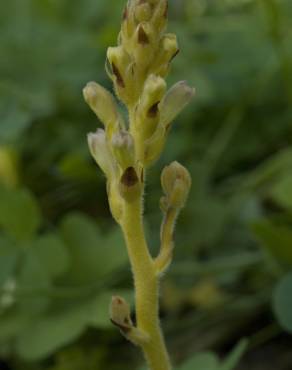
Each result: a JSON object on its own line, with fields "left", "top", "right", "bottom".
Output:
{"left": 1, "top": 0, "right": 292, "bottom": 369}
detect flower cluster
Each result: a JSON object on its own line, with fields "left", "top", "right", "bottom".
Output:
{"left": 83, "top": 2, "right": 194, "bottom": 369}
{"left": 83, "top": 0, "right": 194, "bottom": 222}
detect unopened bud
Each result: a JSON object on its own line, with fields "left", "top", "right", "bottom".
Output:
{"left": 162, "top": 34, "right": 178, "bottom": 60}
{"left": 159, "top": 81, "right": 195, "bottom": 127}
{"left": 87, "top": 129, "right": 117, "bottom": 179}
{"left": 161, "top": 161, "right": 191, "bottom": 209}
{"left": 107, "top": 47, "right": 130, "bottom": 88}
{"left": 137, "top": 74, "right": 166, "bottom": 137}
{"left": 110, "top": 296, "right": 132, "bottom": 332}
{"left": 142, "top": 75, "right": 166, "bottom": 115}
{"left": 83, "top": 82, "right": 123, "bottom": 136}
{"left": 143, "top": 75, "right": 167, "bottom": 107}
{"left": 135, "top": 3, "right": 152, "bottom": 22}
{"left": 112, "top": 131, "right": 135, "bottom": 169}
{"left": 151, "top": 0, "right": 168, "bottom": 32}
{"left": 150, "top": 34, "right": 178, "bottom": 77}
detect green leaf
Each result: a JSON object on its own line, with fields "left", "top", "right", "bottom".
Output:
{"left": 251, "top": 219, "right": 292, "bottom": 266}
{"left": 178, "top": 352, "right": 219, "bottom": 370}
{"left": 15, "top": 290, "right": 128, "bottom": 360}
{"left": 32, "top": 233, "right": 70, "bottom": 279}
{"left": 15, "top": 306, "right": 86, "bottom": 360}
{"left": 273, "top": 272, "right": 292, "bottom": 333}
{"left": 60, "top": 213, "right": 127, "bottom": 284}
{"left": 0, "top": 310, "right": 30, "bottom": 341}
{"left": 0, "top": 187, "right": 41, "bottom": 241}
{"left": 18, "top": 251, "right": 51, "bottom": 314}
{"left": 219, "top": 339, "right": 248, "bottom": 370}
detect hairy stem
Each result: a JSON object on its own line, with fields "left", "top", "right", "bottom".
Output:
{"left": 121, "top": 196, "right": 172, "bottom": 370}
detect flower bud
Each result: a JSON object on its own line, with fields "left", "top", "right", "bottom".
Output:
{"left": 149, "top": 33, "right": 178, "bottom": 77}
{"left": 151, "top": 0, "right": 168, "bottom": 32}
{"left": 143, "top": 75, "right": 167, "bottom": 107}
{"left": 162, "top": 33, "right": 179, "bottom": 61}
{"left": 133, "top": 23, "right": 155, "bottom": 70}
{"left": 83, "top": 82, "right": 123, "bottom": 137}
{"left": 112, "top": 131, "right": 135, "bottom": 169}
{"left": 161, "top": 161, "right": 191, "bottom": 209}
{"left": 159, "top": 81, "right": 195, "bottom": 127}
{"left": 136, "top": 74, "right": 166, "bottom": 139}
{"left": 107, "top": 46, "right": 130, "bottom": 88}
{"left": 135, "top": 3, "right": 152, "bottom": 22}
{"left": 106, "top": 47, "right": 134, "bottom": 104}
{"left": 87, "top": 129, "right": 117, "bottom": 179}
{"left": 110, "top": 296, "right": 132, "bottom": 332}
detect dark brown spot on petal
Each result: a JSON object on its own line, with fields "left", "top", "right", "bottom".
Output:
{"left": 112, "top": 63, "right": 125, "bottom": 88}
{"left": 147, "top": 102, "right": 159, "bottom": 118}
{"left": 138, "top": 25, "right": 149, "bottom": 45}
{"left": 121, "top": 167, "right": 139, "bottom": 187}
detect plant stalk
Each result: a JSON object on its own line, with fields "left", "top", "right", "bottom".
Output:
{"left": 121, "top": 196, "right": 172, "bottom": 370}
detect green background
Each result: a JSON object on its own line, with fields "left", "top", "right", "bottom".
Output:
{"left": 0, "top": 0, "right": 292, "bottom": 369}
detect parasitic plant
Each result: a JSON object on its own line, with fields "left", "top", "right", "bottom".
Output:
{"left": 83, "top": 1, "right": 194, "bottom": 369}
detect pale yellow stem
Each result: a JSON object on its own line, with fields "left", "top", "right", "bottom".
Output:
{"left": 121, "top": 196, "right": 172, "bottom": 370}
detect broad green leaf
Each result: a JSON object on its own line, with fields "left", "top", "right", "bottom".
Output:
{"left": 18, "top": 251, "right": 51, "bottom": 314}
{"left": 219, "top": 339, "right": 248, "bottom": 370}
{"left": 15, "top": 307, "right": 86, "bottom": 360}
{"left": 0, "top": 187, "right": 41, "bottom": 241}
{"left": 178, "top": 352, "right": 219, "bottom": 370}
{"left": 0, "top": 310, "right": 30, "bottom": 341}
{"left": 32, "top": 233, "right": 70, "bottom": 279}
{"left": 273, "top": 272, "right": 292, "bottom": 333}
{"left": 251, "top": 219, "right": 292, "bottom": 266}
{"left": 15, "top": 290, "right": 128, "bottom": 359}
{"left": 60, "top": 213, "right": 127, "bottom": 284}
